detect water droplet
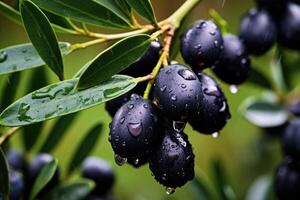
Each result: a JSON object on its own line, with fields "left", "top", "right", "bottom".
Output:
{"left": 18, "top": 103, "right": 32, "bottom": 122}
{"left": 212, "top": 132, "right": 219, "bottom": 138}
{"left": 219, "top": 101, "right": 226, "bottom": 112}
{"left": 120, "top": 117, "right": 125, "bottom": 124}
{"left": 114, "top": 154, "right": 127, "bottom": 166}
{"left": 197, "top": 51, "right": 203, "bottom": 56}
{"left": 229, "top": 85, "right": 238, "bottom": 94}
{"left": 160, "top": 85, "right": 167, "bottom": 92}
{"left": 22, "top": 49, "right": 27, "bottom": 53}
{"left": 127, "top": 122, "right": 142, "bottom": 137}
{"left": 195, "top": 44, "right": 202, "bottom": 49}
{"left": 178, "top": 69, "right": 196, "bottom": 80}
{"left": 134, "top": 158, "right": 139, "bottom": 165}
{"left": 204, "top": 85, "right": 220, "bottom": 97}
{"left": 181, "top": 84, "right": 187, "bottom": 88}
{"left": 210, "top": 31, "right": 216, "bottom": 36}
{"left": 171, "top": 94, "right": 177, "bottom": 101}
{"left": 172, "top": 121, "right": 186, "bottom": 132}
{"left": 241, "top": 58, "right": 247, "bottom": 65}
{"left": 177, "top": 137, "right": 187, "bottom": 147}
{"left": 143, "top": 104, "right": 148, "bottom": 109}
{"left": 24, "top": 56, "right": 31, "bottom": 61}
{"left": 0, "top": 51, "right": 7, "bottom": 62}
{"left": 214, "top": 40, "right": 219, "bottom": 47}
{"left": 128, "top": 104, "right": 134, "bottom": 109}
{"left": 166, "top": 187, "right": 175, "bottom": 195}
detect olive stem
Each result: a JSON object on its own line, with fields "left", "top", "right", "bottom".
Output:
{"left": 209, "top": 9, "right": 228, "bottom": 35}
{"left": 0, "top": 127, "right": 20, "bottom": 145}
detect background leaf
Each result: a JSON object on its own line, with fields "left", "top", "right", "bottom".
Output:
{"left": 0, "top": 75, "right": 136, "bottom": 127}
{"left": 0, "top": 1, "right": 22, "bottom": 25}
{"left": 78, "top": 34, "right": 151, "bottom": 90}
{"left": 245, "top": 175, "right": 274, "bottom": 200}
{"left": 190, "top": 177, "right": 213, "bottom": 200}
{"left": 20, "top": 0, "right": 64, "bottom": 80}
{"left": 0, "top": 147, "right": 9, "bottom": 200}
{"left": 247, "top": 68, "right": 272, "bottom": 90}
{"left": 0, "top": 72, "right": 22, "bottom": 112}
{"left": 31, "top": 0, "right": 132, "bottom": 29}
{"left": 29, "top": 159, "right": 58, "bottom": 200}
{"left": 241, "top": 98, "right": 289, "bottom": 128}
{"left": 0, "top": 43, "right": 70, "bottom": 76}
{"left": 22, "top": 68, "right": 48, "bottom": 151}
{"left": 39, "top": 113, "right": 78, "bottom": 153}
{"left": 46, "top": 179, "right": 95, "bottom": 200}
{"left": 125, "top": 0, "right": 157, "bottom": 23}
{"left": 67, "top": 123, "right": 103, "bottom": 174}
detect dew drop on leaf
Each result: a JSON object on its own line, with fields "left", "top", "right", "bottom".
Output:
{"left": 166, "top": 187, "right": 175, "bottom": 195}
{"left": 0, "top": 51, "right": 7, "bottom": 63}
{"left": 114, "top": 154, "right": 127, "bottom": 166}
{"left": 229, "top": 85, "right": 238, "bottom": 94}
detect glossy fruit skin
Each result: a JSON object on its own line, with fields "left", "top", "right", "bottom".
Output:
{"left": 212, "top": 34, "right": 251, "bottom": 85}
{"left": 149, "top": 127, "right": 194, "bottom": 188}
{"left": 154, "top": 64, "right": 203, "bottom": 121}
{"left": 275, "top": 158, "right": 300, "bottom": 200}
{"left": 7, "top": 149, "right": 26, "bottom": 172}
{"left": 239, "top": 8, "right": 277, "bottom": 55}
{"left": 189, "top": 73, "right": 231, "bottom": 134}
{"left": 283, "top": 119, "right": 300, "bottom": 159}
{"left": 82, "top": 157, "right": 115, "bottom": 196}
{"left": 9, "top": 170, "right": 24, "bottom": 200}
{"left": 121, "top": 40, "right": 162, "bottom": 77}
{"left": 180, "top": 20, "right": 223, "bottom": 70}
{"left": 277, "top": 3, "right": 300, "bottom": 50}
{"left": 287, "top": 100, "right": 300, "bottom": 117}
{"left": 109, "top": 94, "right": 160, "bottom": 158}
{"left": 255, "top": 0, "right": 288, "bottom": 16}
{"left": 26, "top": 153, "right": 60, "bottom": 197}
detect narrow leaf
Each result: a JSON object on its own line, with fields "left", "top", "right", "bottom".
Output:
{"left": 22, "top": 68, "right": 48, "bottom": 151}
{"left": 46, "top": 179, "right": 95, "bottom": 200}
{"left": 0, "top": 75, "right": 136, "bottom": 127}
{"left": 29, "top": 159, "right": 58, "bottom": 200}
{"left": 247, "top": 68, "right": 272, "bottom": 90}
{"left": 20, "top": 0, "right": 64, "bottom": 80}
{"left": 67, "top": 123, "right": 103, "bottom": 174}
{"left": 0, "top": 147, "right": 9, "bottom": 200}
{"left": 0, "top": 43, "right": 70, "bottom": 75}
{"left": 270, "top": 56, "right": 288, "bottom": 93}
{"left": 78, "top": 34, "right": 151, "bottom": 90}
{"left": 241, "top": 98, "right": 288, "bottom": 128}
{"left": 39, "top": 113, "right": 78, "bottom": 153}
{"left": 212, "top": 159, "right": 237, "bottom": 200}
{"left": 43, "top": 10, "right": 75, "bottom": 30}
{"left": 0, "top": 2, "right": 22, "bottom": 25}
{"left": 93, "top": 0, "right": 132, "bottom": 25}
{"left": 125, "top": 0, "right": 157, "bottom": 23}
{"left": 31, "top": 0, "right": 132, "bottom": 29}
{"left": 0, "top": 72, "right": 22, "bottom": 112}
{"left": 190, "top": 177, "right": 213, "bottom": 200}
{"left": 246, "top": 176, "right": 274, "bottom": 200}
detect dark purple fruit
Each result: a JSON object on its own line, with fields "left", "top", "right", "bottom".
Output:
{"left": 7, "top": 149, "right": 26, "bottom": 172}
{"left": 275, "top": 158, "right": 300, "bottom": 200}
{"left": 212, "top": 34, "right": 251, "bottom": 85}
{"left": 189, "top": 73, "right": 231, "bottom": 135}
{"left": 127, "top": 154, "right": 150, "bottom": 168}
{"left": 180, "top": 20, "right": 223, "bottom": 70}
{"left": 239, "top": 8, "right": 277, "bottom": 55}
{"left": 154, "top": 64, "right": 203, "bottom": 121}
{"left": 149, "top": 127, "right": 195, "bottom": 189}
{"left": 277, "top": 3, "right": 300, "bottom": 50}
{"left": 121, "top": 40, "right": 162, "bottom": 77}
{"left": 283, "top": 119, "right": 300, "bottom": 159}
{"left": 9, "top": 170, "right": 24, "bottom": 200}
{"left": 81, "top": 157, "right": 115, "bottom": 196}
{"left": 255, "top": 0, "right": 288, "bottom": 16}
{"left": 287, "top": 100, "right": 300, "bottom": 117}
{"left": 109, "top": 94, "right": 160, "bottom": 159}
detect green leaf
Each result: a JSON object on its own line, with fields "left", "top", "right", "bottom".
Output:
{"left": 93, "top": 0, "right": 132, "bottom": 25}
{"left": 31, "top": 0, "right": 132, "bottom": 29}
{"left": 0, "top": 2, "right": 22, "bottom": 25}
{"left": 241, "top": 98, "right": 288, "bottom": 128}
{"left": 43, "top": 10, "right": 75, "bottom": 30}
{"left": 78, "top": 34, "right": 151, "bottom": 90}
{"left": 245, "top": 175, "right": 274, "bottom": 200}
{"left": 46, "top": 179, "right": 95, "bottom": 200}
{"left": 0, "top": 72, "right": 22, "bottom": 112}
{"left": 39, "top": 113, "right": 78, "bottom": 153}
{"left": 0, "top": 147, "right": 9, "bottom": 200}
{"left": 212, "top": 159, "right": 237, "bottom": 200}
{"left": 270, "top": 56, "right": 288, "bottom": 93}
{"left": 0, "top": 75, "right": 136, "bottom": 127}
{"left": 22, "top": 68, "right": 48, "bottom": 151}
{"left": 0, "top": 42, "right": 70, "bottom": 75}
{"left": 125, "top": 0, "right": 157, "bottom": 24}
{"left": 29, "top": 159, "right": 58, "bottom": 200}
{"left": 247, "top": 68, "right": 272, "bottom": 90}
{"left": 190, "top": 177, "right": 213, "bottom": 200}
{"left": 67, "top": 123, "right": 103, "bottom": 174}
{"left": 20, "top": 0, "right": 65, "bottom": 80}
{"left": 0, "top": 2, "right": 79, "bottom": 34}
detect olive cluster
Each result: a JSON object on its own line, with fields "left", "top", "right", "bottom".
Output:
{"left": 0, "top": 150, "right": 115, "bottom": 200}
{"left": 106, "top": 18, "right": 232, "bottom": 192}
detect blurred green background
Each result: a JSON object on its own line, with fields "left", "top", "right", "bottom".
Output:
{"left": 0, "top": 0, "right": 283, "bottom": 199}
